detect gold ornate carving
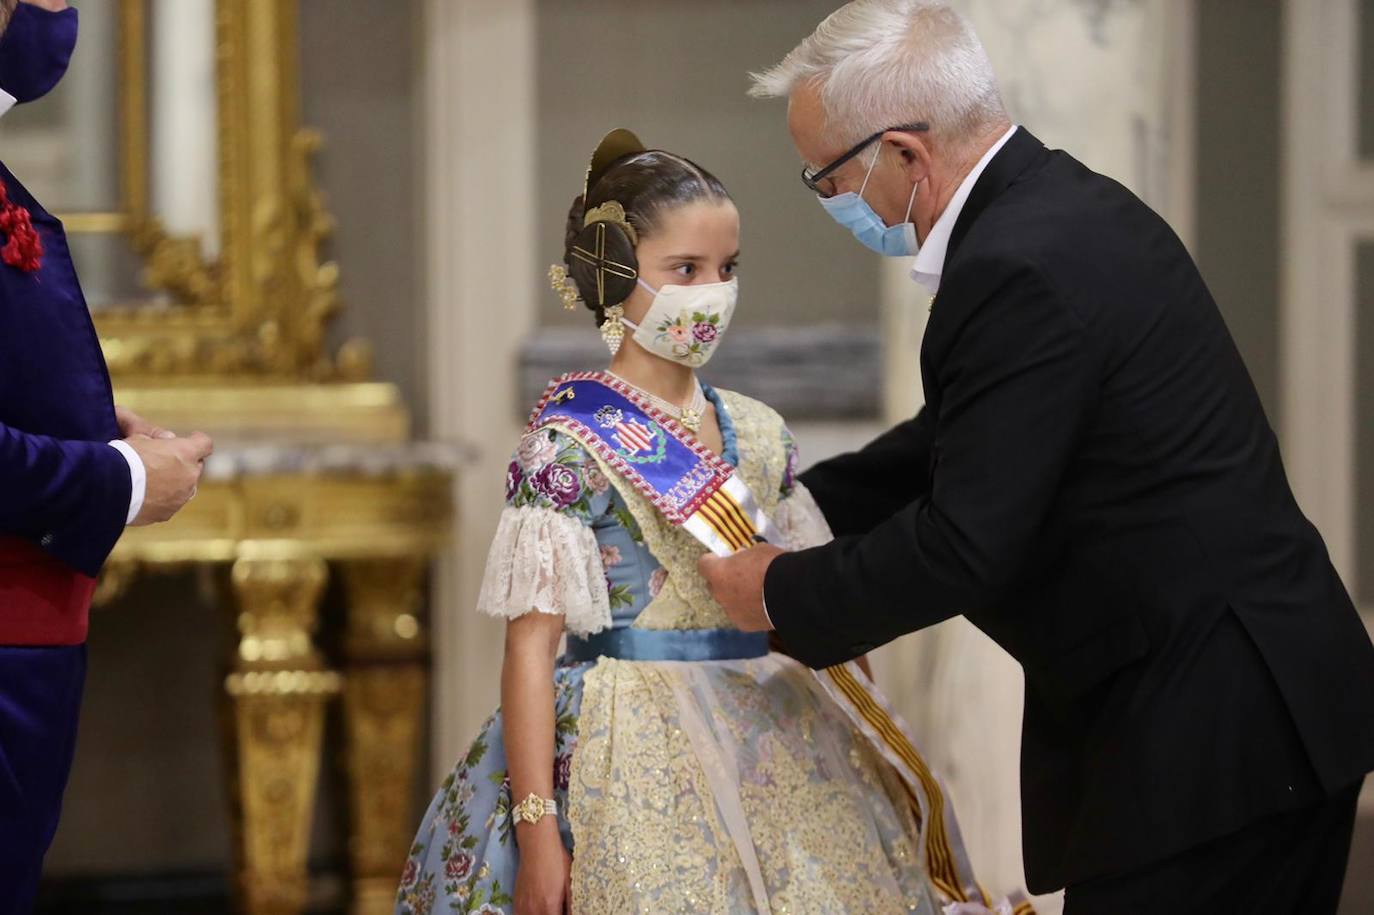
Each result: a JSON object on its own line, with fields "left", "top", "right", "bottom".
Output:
{"left": 230, "top": 556, "right": 327, "bottom": 667}
{"left": 60, "top": 0, "right": 368, "bottom": 395}
{"left": 111, "top": 469, "right": 453, "bottom": 566}
{"left": 342, "top": 558, "right": 428, "bottom": 659}
{"left": 224, "top": 555, "right": 339, "bottom": 915}
{"left": 61, "top": 1, "right": 220, "bottom": 321}
{"left": 340, "top": 559, "right": 429, "bottom": 915}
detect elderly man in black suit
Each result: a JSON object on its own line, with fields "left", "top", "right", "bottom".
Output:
{"left": 700, "top": 2, "right": 1374, "bottom": 912}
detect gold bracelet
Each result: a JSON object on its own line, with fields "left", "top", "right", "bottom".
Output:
{"left": 512, "top": 792, "right": 558, "bottom": 825}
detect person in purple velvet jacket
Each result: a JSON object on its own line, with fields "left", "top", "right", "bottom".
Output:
{"left": 0, "top": 1, "right": 212, "bottom": 908}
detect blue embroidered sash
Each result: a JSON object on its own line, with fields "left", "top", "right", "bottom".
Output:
{"left": 526, "top": 372, "right": 781, "bottom": 555}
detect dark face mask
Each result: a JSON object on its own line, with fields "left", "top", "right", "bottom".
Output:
{"left": 0, "top": 3, "right": 78, "bottom": 104}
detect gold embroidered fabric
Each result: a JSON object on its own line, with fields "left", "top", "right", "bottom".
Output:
{"left": 563, "top": 389, "right": 945, "bottom": 913}
{"left": 568, "top": 654, "right": 942, "bottom": 914}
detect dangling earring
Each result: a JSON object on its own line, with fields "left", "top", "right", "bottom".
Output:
{"left": 601, "top": 304, "right": 625, "bottom": 355}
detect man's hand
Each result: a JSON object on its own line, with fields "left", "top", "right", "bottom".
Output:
{"left": 697, "top": 544, "right": 785, "bottom": 633}
{"left": 115, "top": 405, "right": 174, "bottom": 442}
{"left": 125, "top": 432, "right": 213, "bottom": 525}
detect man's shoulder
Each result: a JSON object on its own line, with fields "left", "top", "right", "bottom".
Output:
{"left": 950, "top": 155, "right": 1183, "bottom": 296}
{"left": 974, "top": 155, "right": 1145, "bottom": 245}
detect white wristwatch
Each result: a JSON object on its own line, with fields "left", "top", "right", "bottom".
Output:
{"left": 512, "top": 792, "right": 558, "bottom": 825}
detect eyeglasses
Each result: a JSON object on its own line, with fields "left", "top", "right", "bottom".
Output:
{"left": 801, "top": 122, "right": 930, "bottom": 195}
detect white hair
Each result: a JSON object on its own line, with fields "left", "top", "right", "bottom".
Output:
{"left": 749, "top": 0, "right": 1007, "bottom": 150}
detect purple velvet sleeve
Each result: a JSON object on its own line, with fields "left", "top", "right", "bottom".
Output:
{"left": 0, "top": 421, "right": 131, "bottom": 577}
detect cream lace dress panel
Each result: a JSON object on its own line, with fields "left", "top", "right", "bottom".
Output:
{"left": 568, "top": 389, "right": 941, "bottom": 915}
{"left": 773, "top": 480, "right": 833, "bottom": 552}
{"left": 474, "top": 504, "right": 612, "bottom": 637}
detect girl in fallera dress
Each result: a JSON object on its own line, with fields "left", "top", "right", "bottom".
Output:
{"left": 396, "top": 130, "right": 1022, "bottom": 915}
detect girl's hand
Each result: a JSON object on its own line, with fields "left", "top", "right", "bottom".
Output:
{"left": 514, "top": 825, "right": 571, "bottom": 915}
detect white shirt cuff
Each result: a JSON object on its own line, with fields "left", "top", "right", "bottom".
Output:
{"left": 108, "top": 440, "right": 147, "bottom": 525}
{"left": 761, "top": 592, "right": 774, "bottom": 630}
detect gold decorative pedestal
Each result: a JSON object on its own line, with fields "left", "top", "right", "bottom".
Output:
{"left": 342, "top": 558, "right": 430, "bottom": 915}
{"left": 225, "top": 555, "right": 337, "bottom": 915}
{"left": 107, "top": 444, "right": 454, "bottom": 915}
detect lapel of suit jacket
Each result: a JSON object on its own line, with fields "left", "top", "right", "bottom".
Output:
{"left": 919, "top": 129, "right": 1050, "bottom": 421}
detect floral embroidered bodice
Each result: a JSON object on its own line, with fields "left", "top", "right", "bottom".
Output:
{"left": 477, "top": 383, "right": 826, "bottom": 636}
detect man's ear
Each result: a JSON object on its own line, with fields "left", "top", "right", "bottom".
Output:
{"left": 885, "top": 130, "right": 932, "bottom": 183}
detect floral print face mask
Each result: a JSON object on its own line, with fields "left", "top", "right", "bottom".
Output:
{"left": 623, "top": 277, "right": 738, "bottom": 368}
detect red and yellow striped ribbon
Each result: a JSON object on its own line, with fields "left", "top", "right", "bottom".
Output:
{"left": 824, "top": 662, "right": 978, "bottom": 905}
{"left": 695, "top": 488, "right": 758, "bottom": 552}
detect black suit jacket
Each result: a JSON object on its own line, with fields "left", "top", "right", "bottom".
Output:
{"left": 765, "top": 128, "right": 1374, "bottom": 892}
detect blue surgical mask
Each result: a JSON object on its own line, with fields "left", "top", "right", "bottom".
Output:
{"left": 817, "top": 146, "right": 920, "bottom": 257}
{"left": 0, "top": 3, "right": 79, "bottom": 105}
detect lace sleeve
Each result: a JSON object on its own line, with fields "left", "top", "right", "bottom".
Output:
{"left": 475, "top": 505, "right": 611, "bottom": 636}
{"left": 774, "top": 481, "right": 833, "bottom": 551}
{"left": 474, "top": 428, "right": 615, "bottom": 636}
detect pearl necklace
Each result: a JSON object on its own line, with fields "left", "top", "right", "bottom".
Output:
{"left": 608, "top": 371, "right": 708, "bottom": 433}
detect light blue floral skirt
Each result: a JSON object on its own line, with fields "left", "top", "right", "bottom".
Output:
{"left": 396, "top": 662, "right": 588, "bottom": 915}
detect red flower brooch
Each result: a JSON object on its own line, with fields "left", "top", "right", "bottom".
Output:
{"left": 0, "top": 178, "right": 43, "bottom": 273}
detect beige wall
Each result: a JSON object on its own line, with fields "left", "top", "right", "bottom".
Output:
{"left": 1195, "top": 0, "right": 1280, "bottom": 420}
{"left": 304, "top": 0, "right": 428, "bottom": 428}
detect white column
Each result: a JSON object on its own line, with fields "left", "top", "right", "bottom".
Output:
{"left": 872, "top": 4, "right": 1194, "bottom": 909}
{"left": 151, "top": 0, "right": 219, "bottom": 255}
{"left": 422, "top": 0, "right": 538, "bottom": 771}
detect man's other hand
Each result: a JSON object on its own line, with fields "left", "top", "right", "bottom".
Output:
{"left": 127, "top": 432, "right": 213, "bottom": 525}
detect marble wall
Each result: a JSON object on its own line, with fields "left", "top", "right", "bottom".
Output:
{"left": 959, "top": 0, "right": 1180, "bottom": 214}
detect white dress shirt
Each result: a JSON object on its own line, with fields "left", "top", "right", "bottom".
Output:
{"left": 108, "top": 440, "right": 147, "bottom": 525}
{"left": 909, "top": 124, "right": 1019, "bottom": 295}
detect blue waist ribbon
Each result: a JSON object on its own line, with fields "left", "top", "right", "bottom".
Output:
{"left": 564, "top": 627, "right": 769, "bottom": 663}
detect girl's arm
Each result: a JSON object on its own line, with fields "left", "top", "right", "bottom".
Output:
{"left": 504, "top": 610, "right": 572, "bottom": 914}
